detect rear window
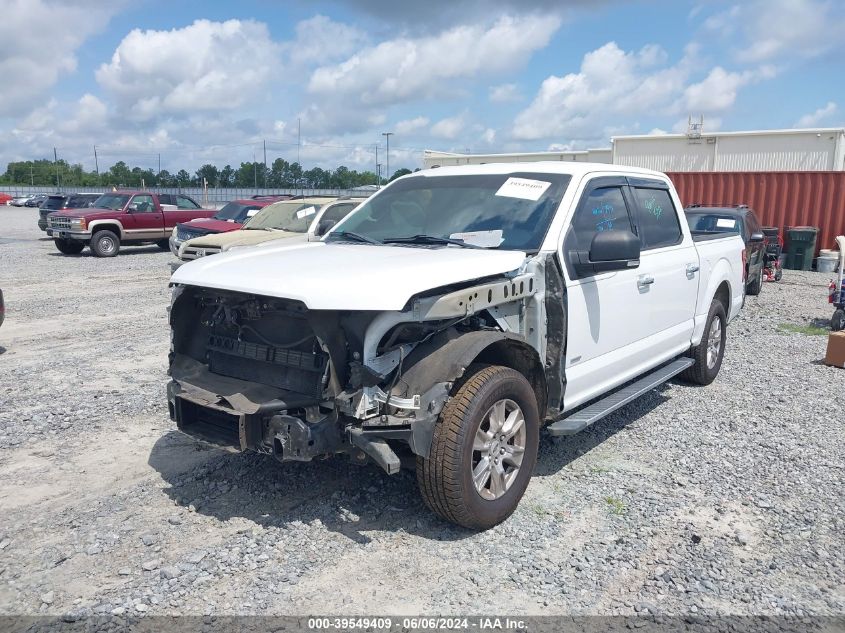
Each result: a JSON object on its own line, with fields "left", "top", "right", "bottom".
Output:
{"left": 215, "top": 202, "right": 261, "bottom": 222}
{"left": 42, "top": 196, "right": 67, "bottom": 210}
{"left": 686, "top": 212, "right": 743, "bottom": 235}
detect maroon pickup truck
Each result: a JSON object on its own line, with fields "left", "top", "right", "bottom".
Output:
{"left": 46, "top": 191, "right": 215, "bottom": 257}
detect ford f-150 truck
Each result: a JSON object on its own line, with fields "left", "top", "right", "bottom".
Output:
{"left": 47, "top": 192, "right": 214, "bottom": 256}
{"left": 168, "top": 163, "right": 745, "bottom": 530}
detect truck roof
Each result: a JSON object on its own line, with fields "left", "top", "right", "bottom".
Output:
{"left": 418, "top": 161, "right": 669, "bottom": 180}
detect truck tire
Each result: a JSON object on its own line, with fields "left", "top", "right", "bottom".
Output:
{"left": 747, "top": 267, "right": 763, "bottom": 296}
{"left": 681, "top": 299, "right": 727, "bottom": 386}
{"left": 54, "top": 239, "right": 84, "bottom": 255}
{"left": 832, "top": 309, "right": 845, "bottom": 332}
{"left": 90, "top": 230, "right": 120, "bottom": 257}
{"left": 416, "top": 365, "right": 539, "bottom": 530}
{"left": 156, "top": 239, "right": 170, "bottom": 251}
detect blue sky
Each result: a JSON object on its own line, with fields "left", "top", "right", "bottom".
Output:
{"left": 1, "top": 0, "right": 844, "bottom": 176}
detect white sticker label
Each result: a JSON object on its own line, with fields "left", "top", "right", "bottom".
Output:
{"left": 246, "top": 209, "right": 260, "bottom": 217}
{"left": 296, "top": 206, "right": 317, "bottom": 219}
{"left": 495, "top": 177, "right": 551, "bottom": 201}
{"left": 716, "top": 218, "right": 737, "bottom": 229}
{"left": 449, "top": 230, "right": 504, "bottom": 248}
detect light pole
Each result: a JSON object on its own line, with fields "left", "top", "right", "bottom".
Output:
{"left": 382, "top": 132, "right": 393, "bottom": 182}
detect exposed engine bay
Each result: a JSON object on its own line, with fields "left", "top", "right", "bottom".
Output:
{"left": 167, "top": 255, "right": 553, "bottom": 474}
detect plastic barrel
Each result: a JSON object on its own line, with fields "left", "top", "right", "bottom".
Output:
{"left": 817, "top": 256, "right": 838, "bottom": 273}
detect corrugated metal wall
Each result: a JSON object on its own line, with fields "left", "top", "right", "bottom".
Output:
{"left": 667, "top": 171, "right": 845, "bottom": 254}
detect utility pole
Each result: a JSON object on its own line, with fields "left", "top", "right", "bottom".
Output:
{"left": 382, "top": 132, "right": 393, "bottom": 182}
{"left": 30, "top": 164, "right": 34, "bottom": 186}
{"left": 375, "top": 144, "right": 379, "bottom": 187}
{"left": 94, "top": 146, "right": 100, "bottom": 183}
{"left": 297, "top": 118, "right": 301, "bottom": 194}
{"left": 263, "top": 139, "right": 267, "bottom": 188}
{"left": 253, "top": 150, "right": 257, "bottom": 188}
{"left": 157, "top": 153, "right": 161, "bottom": 179}
{"left": 53, "top": 147, "right": 60, "bottom": 190}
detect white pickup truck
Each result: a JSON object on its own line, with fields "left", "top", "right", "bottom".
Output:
{"left": 167, "top": 163, "right": 744, "bottom": 530}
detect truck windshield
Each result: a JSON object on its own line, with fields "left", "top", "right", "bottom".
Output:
{"left": 94, "top": 194, "right": 130, "bottom": 210}
{"left": 330, "top": 172, "right": 571, "bottom": 251}
{"left": 215, "top": 202, "right": 260, "bottom": 222}
{"left": 244, "top": 201, "right": 324, "bottom": 232}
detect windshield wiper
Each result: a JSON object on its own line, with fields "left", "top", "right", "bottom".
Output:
{"left": 326, "top": 231, "right": 382, "bottom": 245}
{"left": 382, "top": 234, "right": 483, "bottom": 249}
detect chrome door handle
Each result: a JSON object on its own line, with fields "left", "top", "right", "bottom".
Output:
{"left": 637, "top": 274, "right": 655, "bottom": 287}
{"left": 686, "top": 263, "right": 700, "bottom": 274}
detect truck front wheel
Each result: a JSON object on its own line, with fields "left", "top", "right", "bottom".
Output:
{"left": 90, "top": 230, "right": 120, "bottom": 257}
{"left": 416, "top": 365, "right": 539, "bottom": 530}
{"left": 54, "top": 239, "right": 84, "bottom": 255}
{"left": 681, "top": 299, "right": 727, "bottom": 385}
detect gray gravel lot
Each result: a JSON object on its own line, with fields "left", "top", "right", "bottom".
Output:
{"left": 0, "top": 205, "right": 843, "bottom": 619}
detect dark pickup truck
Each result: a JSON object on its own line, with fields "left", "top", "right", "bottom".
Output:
{"left": 46, "top": 192, "right": 215, "bottom": 257}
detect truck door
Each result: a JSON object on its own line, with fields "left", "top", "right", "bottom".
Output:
{"left": 560, "top": 177, "right": 648, "bottom": 409}
{"left": 626, "top": 178, "right": 697, "bottom": 358}
{"left": 123, "top": 194, "right": 164, "bottom": 240}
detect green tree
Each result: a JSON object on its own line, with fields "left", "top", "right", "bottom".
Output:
{"left": 389, "top": 168, "right": 412, "bottom": 182}
{"left": 195, "top": 164, "right": 220, "bottom": 187}
{"left": 219, "top": 165, "right": 235, "bottom": 187}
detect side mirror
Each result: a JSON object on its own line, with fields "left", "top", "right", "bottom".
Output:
{"left": 576, "top": 230, "right": 641, "bottom": 275}
{"left": 749, "top": 231, "right": 764, "bottom": 243}
{"left": 127, "top": 204, "right": 138, "bottom": 212}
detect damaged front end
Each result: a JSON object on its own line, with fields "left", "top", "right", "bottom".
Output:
{"left": 168, "top": 262, "right": 546, "bottom": 474}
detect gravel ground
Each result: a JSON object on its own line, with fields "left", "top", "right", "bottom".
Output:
{"left": 0, "top": 205, "right": 843, "bottom": 620}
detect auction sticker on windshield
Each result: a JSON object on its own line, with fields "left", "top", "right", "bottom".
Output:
{"left": 495, "top": 177, "right": 551, "bottom": 201}
{"left": 296, "top": 206, "right": 317, "bottom": 219}
{"left": 449, "top": 230, "right": 504, "bottom": 248}
{"left": 716, "top": 218, "right": 737, "bottom": 229}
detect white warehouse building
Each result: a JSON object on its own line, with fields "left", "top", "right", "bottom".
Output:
{"left": 423, "top": 127, "right": 845, "bottom": 172}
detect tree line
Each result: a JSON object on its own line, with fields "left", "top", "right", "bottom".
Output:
{"left": 2, "top": 158, "right": 414, "bottom": 190}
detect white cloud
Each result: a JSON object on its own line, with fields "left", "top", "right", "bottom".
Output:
{"left": 96, "top": 19, "right": 280, "bottom": 120}
{"left": 684, "top": 65, "right": 776, "bottom": 112}
{"left": 282, "top": 15, "right": 367, "bottom": 66}
{"left": 0, "top": 0, "right": 121, "bottom": 117}
{"left": 512, "top": 42, "right": 694, "bottom": 141}
{"left": 489, "top": 84, "right": 523, "bottom": 103}
{"left": 308, "top": 15, "right": 561, "bottom": 107}
{"left": 430, "top": 114, "right": 467, "bottom": 139}
{"left": 795, "top": 102, "right": 838, "bottom": 127}
{"left": 703, "top": 0, "right": 845, "bottom": 63}
{"left": 395, "top": 116, "right": 430, "bottom": 135}
{"left": 481, "top": 128, "right": 496, "bottom": 144}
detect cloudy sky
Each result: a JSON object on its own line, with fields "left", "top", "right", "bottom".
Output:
{"left": 1, "top": 0, "right": 844, "bottom": 175}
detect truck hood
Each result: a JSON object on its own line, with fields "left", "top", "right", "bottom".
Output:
{"left": 49, "top": 208, "right": 122, "bottom": 220}
{"left": 181, "top": 218, "right": 243, "bottom": 233}
{"left": 171, "top": 242, "right": 527, "bottom": 310}
{"left": 187, "top": 228, "right": 307, "bottom": 250}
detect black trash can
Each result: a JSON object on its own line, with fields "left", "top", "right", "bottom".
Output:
{"left": 785, "top": 226, "right": 819, "bottom": 271}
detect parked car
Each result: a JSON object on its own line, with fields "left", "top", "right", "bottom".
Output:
{"left": 684, "top": 204, "right": 766, "bottom": 296}
{"left": 0, "top": 193, "right": 12, "bottom": 206}
{"left": 46, "top": 191, "right": 215, "bottom": 257}
{"left": 168, "top": 163, "right": 745, "bottom": 530}
{"left": 38, "top": 193, "right": 102, "bottom": 230}
{"left": 12, "top": 194, "right": 35, "bottom": 206}
{"left": 25, "top": 194, "right": 49, "bottom": 207}
{"left": 168, "top": 195, "right": 291, "bottom": 255}
{"left": 176, "top": 197, "right": 363, "bottom": 262}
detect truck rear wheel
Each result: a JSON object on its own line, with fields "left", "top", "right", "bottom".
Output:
{"left": 747, "top": 267, "right": 763, "bottom": 296}
{"left": 416, "top": 365, "right": 539, "bottom": 530}
{"left": 90, "top": 230, "right": 120, "bottom": 257}
{"left": 54, "top": 239, "right": 84, "bottom": 255}
{"left": 681, "top": 299, "right": 727, "bottom": 385}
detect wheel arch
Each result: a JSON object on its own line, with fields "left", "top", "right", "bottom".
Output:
{"left": 399, "top": 330, "right": 547, "bottom": 418}
{"left": 88, "top": 220, "right": 124, "bottom": 239}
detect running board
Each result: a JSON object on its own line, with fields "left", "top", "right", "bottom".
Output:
{"left": 547, "top": 358, "right": 694, "bottom": 437}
